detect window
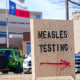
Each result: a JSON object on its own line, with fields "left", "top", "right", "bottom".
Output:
{"left": 26, "top": 23, "right": 30, "bottom": 25}
{"left": 0, "top": 21, "right": 7, "bottom": 26}
{"left": 26, "top": 42, "right": 31, "bottom": 56}
{"left": 0, "top": 32, "right": 6, "bottom": 37}
{"left": 18, "top": 51, "right": 21, "bottom": 57}
{"left": 0, "top": 50, "right": 12, "bottom": 57}
{"left": 15, "top": 51, "right": 18, "bottom": 57}
{"left": 18, "top": 22, "right": 24, "bottom": 24}
{"left": 10, "top": 22, "right": 17, "bottom": 24}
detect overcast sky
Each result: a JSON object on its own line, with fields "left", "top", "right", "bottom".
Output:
{"left": 0, "top": 0, "right": 73, "bottom": 20}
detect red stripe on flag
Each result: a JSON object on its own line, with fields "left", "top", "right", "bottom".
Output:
{"left": 16, "top": 9, "right": 30, "bottom": 18}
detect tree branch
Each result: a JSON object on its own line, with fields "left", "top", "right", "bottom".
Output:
{"left": 69, "top": 0, "right": 80, "bottom": 6}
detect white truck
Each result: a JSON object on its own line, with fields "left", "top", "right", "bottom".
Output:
{"left": 23, "top": 53, "right": 32, "bottom": 73}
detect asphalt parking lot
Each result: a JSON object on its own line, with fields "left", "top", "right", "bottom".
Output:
{"left": 0, "top": 73, "right": 80, "bottom": 80}
{"left": 0, "top": 73, "right": 32, "bottom": 80}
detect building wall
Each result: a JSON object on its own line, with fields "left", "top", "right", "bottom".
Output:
{"left": 72, "top": 13, "right": 80, "bottom": 53}
{"left": 9, "top": 38, "right": 22, "bottom": 49}
{"left": 0, "top": 9, "right": 42, "bottom": 33}
{"left": 0, "top": 9, "right": 42, "bottom": 50}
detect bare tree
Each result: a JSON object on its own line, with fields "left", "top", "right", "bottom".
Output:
{"left": 49, "top": 0, "right": 80, "bottom": 20}
{"left": 69, "top": 0, "right": 80, "bottom": 6}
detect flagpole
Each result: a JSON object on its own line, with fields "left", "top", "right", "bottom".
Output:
{"left": 6, "top": 0, "right": 9, "bottom": 48}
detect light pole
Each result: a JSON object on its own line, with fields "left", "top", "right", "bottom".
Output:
{"left": 6, "top": 0, "right": 9, "bottom": 48}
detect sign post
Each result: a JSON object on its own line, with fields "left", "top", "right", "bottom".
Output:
{"left": 30, "top": 19, "right": 75, "bottom": 80}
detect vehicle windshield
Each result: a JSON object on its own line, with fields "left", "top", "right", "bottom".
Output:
{"left": 0, "top": 50, "right": 12, "bottom": 57}
{"left": 28, "top": 53, "right": 31, "bottom": 57}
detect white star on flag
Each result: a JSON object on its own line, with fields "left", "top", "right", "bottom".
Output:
{"left": 11, "top": 5, "right": 15, "bottom": 10}
{"left": 18, "top": 0, "right": 25, "bottom": 3}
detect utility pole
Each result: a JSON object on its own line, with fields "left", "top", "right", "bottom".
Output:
{"left": 66, "top": 0, "right": 69, "bottom": 20}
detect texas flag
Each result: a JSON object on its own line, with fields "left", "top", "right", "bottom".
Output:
{"left": 18, "top": 0, "right": 25, "bottom": 3}
{"left": 9, "top": 0, "right": 30, "bottom": 18}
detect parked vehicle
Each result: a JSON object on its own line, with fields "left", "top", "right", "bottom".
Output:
{"left": 0, "top": 47, "right": 23, "bottom": 73}
{"left": 75, "top": 52, "right": 80, "bottom": 73}
{"left": 23, "top": 53, "right": 31, "bottom": 73}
